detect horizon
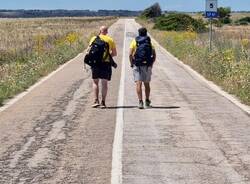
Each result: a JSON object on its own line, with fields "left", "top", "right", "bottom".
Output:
{"left": 0, "top": 9, "right": 249, "bottom": 13}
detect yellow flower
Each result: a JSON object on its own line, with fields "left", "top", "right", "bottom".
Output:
{"left": 65, "top": 32, "right": 79, "bottom": 45}
{"left": 222, "top": 49, "right": 235, "bottom": 63}
{"left": 241, "top": 39, "right": 250, "bottom": 50}
{"left": 34, "top": 35, "right": 46, "bottom": 54}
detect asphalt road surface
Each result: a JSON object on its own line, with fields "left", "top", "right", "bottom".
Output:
{"left": 0, "top": 19, "right": 250, "bottom": 184}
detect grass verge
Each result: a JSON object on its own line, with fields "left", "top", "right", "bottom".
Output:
{"left": 137, "top": 18, "right": 250, "bottom": 105}
{"left": 0, "top": 17, "right": 117, "bottom": 105}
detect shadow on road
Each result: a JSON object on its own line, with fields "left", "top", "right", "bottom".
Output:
{"left": 106, "top": 106, "right": 180, "bottom": 109}
{"left": 106, "top": 106, "right": 137, "bottom": 109}
{"left": 151, "top": 106, "right": 180, "bottom": 109}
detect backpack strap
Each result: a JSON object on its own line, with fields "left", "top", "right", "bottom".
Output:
{"left": 136, "top": 36, "right": 150, "bottom": 43}
{"left": 97, "top": 35, "right": 110, "bottom": 62}
{"left": 90, "top": 35, "right": 100, "bottom": 47}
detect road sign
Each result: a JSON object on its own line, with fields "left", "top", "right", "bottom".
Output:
{"left": 205, "top": 0, "right": 218, "bottom": 51}
{"left": 206, "top": 0, "right": 217, "bottom": 12}
{"left": 205, "top": 0, "right": 218, "bottom": 18}
{"left": 206, "top": 11, "right": 218, "bottom": 18}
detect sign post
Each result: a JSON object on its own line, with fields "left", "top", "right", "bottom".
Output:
{"left": 205, "top": 0, "right": 218, "bottom": 51}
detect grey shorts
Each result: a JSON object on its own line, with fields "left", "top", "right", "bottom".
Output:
{"left": 133, "top": 66, "right": 152, "bottom": 82}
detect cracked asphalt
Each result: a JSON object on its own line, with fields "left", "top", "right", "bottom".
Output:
{"left": 0, "top": 19, "right": 250, "bottom": 184}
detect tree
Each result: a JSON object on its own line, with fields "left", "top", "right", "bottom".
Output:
{"left": 154, "top": 14, "right": 207, "bottom": 33}
{"left": 140, "top": 3, "right": 162, "bottom": 19}
{"left": 217, "top": 7, "right": 232, "bottom": 24}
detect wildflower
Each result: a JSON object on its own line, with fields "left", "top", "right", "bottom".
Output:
{"left": 241, "top": 39, "right": 250, "bottom": 50}
{"left": 66, "top": 32, "right": 79, "bottom": 45}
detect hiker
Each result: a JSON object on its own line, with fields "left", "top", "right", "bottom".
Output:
{"left": 129, "top": 27, "right": 156, "bottom": 109}
{"left": 86, "top": 26, "right": 117, "bottom": 108}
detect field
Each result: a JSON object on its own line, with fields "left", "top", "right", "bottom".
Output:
{"left": 189, "top": 12, "right": 250, "bottom": 22}
{"left": 0, "top": 17, "right": 117, "bottom": 105}
{"left": 137, "top": 18, "right": 250, "bottom": 105}
{"left": 214, "top": 25, "right": 250, "bottom": 39}
{"left": 0, "top": 17, "right": 109, "bottom": 51}
{"left": 230, "top": 12, "right": 250, "bottom": 21}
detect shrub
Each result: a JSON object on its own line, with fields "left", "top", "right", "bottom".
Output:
{"left": 154, "top": 14, "right": 207, "bottom": 33}
{"left": 217, "top": 7, "right": 232, "bottom": 25}
{"left": 140, "top": 3, "right": 162, "bottom": 19}
{"left": 235, "top": 16, "right": 250, "bottom": 25}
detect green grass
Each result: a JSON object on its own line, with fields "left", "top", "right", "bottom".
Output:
{"left": 0, "top": 41, "right": 84, "bottom": 105}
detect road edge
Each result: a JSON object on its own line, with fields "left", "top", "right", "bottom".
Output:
{"left": 134, "top": 20, "right": 250, "bottom": 115}
{"left": 141, "top": 24, "right": 250, "bottom": 116}
{"left": 0, "top": 53, "right": 84, "bottom": 113}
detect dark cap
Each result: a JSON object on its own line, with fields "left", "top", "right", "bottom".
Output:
{"left": 138, "top": 27, "right": 147, "bottom": 36}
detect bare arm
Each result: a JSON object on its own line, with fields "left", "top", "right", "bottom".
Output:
{"left": 111, "top": 47, "right": 117, "bottom": 57}
{"left": 129, "top": 48, "right": 134, "bottom": 67}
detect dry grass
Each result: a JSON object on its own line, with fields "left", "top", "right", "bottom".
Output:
{"left": 190, "top": 12, "right": 250, "bottom": 24}
{"left": 0, "top": 17, "right": 115, "bottom": 52}
{"left": 214, "top": 25, "right": 250, "bottom": 40}
{"left": 0, "top": 17, "right": 117, "bottom": 105}
{"left": 231, "top": 12, "right": 250, "bottom": 21}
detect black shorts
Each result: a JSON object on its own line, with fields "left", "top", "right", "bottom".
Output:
{"left": 91, "top": 64, "right": 112, "bottom": 81}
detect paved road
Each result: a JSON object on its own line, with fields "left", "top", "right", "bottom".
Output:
{"left": 0, "top": 19, "right": 250, "bottom": 184}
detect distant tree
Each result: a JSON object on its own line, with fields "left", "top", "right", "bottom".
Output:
{"left": 235, "top": 16, "right": 250, "bottom": 25}
{"left": 140, "top": 3, "right": 162, "bottom": 19}
{"left": 217, "top": 7, "right": 232, "bottom": 24}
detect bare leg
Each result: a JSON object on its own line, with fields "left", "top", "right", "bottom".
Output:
{"left": 136, "top": 81, "right": 143, "bottom": 101}
{"left": 144, "top": 82, "right": 151, "bottom": 100}
{"left": 93, "top": 79, "right": 99, "bottom": 101}
{"left": 101, "top": 79, "right": 108, "bottom": 102}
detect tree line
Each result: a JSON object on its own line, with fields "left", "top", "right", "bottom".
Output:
{"left": 0, "top": 9, "right": 141, "bottom": 18}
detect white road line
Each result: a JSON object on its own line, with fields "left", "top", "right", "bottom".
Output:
{"left": 0, "top": 53, "right": 83, "bottom": 113}
{"left": 111, "top": 20, "right": 126, "bottom": 184}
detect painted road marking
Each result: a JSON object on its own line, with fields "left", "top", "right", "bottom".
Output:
{"left": 111, "top": 20, "right": 126, "bottom": 184}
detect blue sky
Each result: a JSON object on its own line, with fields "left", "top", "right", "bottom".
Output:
{"left": 1, "top": 0, "right": 249, "bottom": 11}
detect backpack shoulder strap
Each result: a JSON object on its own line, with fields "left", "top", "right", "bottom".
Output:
{"left": 90, "top": 36, "right": 99, "bottom": 46}
{"left": 136, "top": 36, "right": 146, "bottom": 47}
{"left": 98, "top": 35, "right": 110, "bottom": 61}
{"left": 136, "top": 36, "right": 151, "bottom": 44}
{"left": 147, "top": 36, "right": 151, "bottom": 43}
{"left": 135, "top": 36, "right": 140, "bottom": 42}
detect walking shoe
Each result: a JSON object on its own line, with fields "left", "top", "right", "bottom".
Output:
{"left": 92, "top": 99, "right": 100, "bottom": 108}
{"left": 138, "top": 100, "right": 144, "bottom": 109}
{"left": 100, "top": 100, "right": 107, "bottom": 109}
{"left": 145, "top": 99, "right": 151, "bottom": 108}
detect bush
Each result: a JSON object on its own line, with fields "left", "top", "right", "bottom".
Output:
{"left": 153, "top": 14, "right": 207, "bottom": 33}
{"left": 236, "top": 21, "right": 249, "bottom": 26}
{"left": 218, "top": 7, "right": 232, "bottom": 25}
{"left": 235, "top": 16, "right": 250, "bottom": 25}
{"left": 212, "top": 19, "right": 223, "bottom": 27}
